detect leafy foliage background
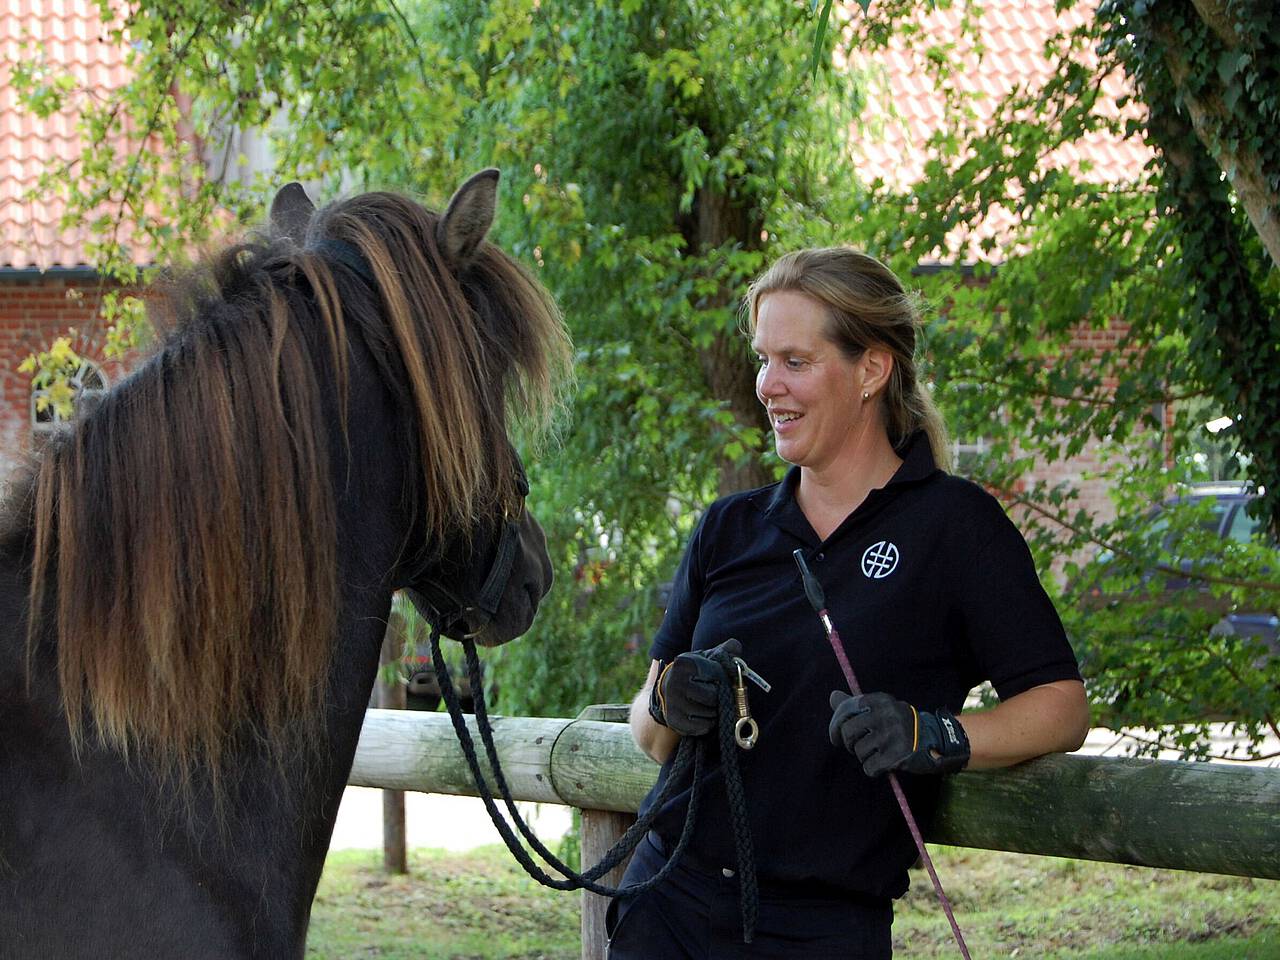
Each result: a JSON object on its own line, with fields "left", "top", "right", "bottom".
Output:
{"left": 13, "top": 0, "right": 1279, "bottom": 757}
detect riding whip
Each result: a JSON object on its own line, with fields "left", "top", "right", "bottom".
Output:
{"left": 793, "top": 549, "right": 972, "bottom": 959}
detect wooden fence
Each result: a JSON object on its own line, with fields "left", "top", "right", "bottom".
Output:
{"left": 348, "top": 705, "right": 1280, "bottom": 960}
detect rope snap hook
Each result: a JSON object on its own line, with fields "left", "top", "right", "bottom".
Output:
{"left": 732, "top": 659, "right": 759, "bottom": 750}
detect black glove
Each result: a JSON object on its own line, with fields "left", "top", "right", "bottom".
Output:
{"left": 648, "top": 638, "right": 743, "bottom": 737}
{"left": 828, "top": 691, "right": 970, "bottom": 777}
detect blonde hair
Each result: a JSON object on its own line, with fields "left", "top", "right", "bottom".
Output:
{"left": 743, "top": 247, "right": 951, "bottom": 470}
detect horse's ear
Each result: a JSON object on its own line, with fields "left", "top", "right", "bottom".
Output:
{"left": 437, "top": 168, "right": 500, "bottom": 267}
{"left": 270, "top": 182, "right": 316, "bottom": 242}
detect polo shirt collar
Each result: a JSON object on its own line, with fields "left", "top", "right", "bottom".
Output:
{"left": 755, "top": 431, "right": 941, "bottom": 538}
{"left": 889, "top": 430, "right": 941, "bottom": 486}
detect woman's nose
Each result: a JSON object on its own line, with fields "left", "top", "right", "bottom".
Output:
{"left": 757, "top": 364, "right": 782, "bottom": 400}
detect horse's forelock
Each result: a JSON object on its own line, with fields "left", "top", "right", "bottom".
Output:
{"left": 316, "top": 192, "right": 568, "bottom": 546}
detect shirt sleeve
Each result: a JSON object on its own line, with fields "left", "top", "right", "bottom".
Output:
{"left": 648, "top": 508, "right": 712, "bottom": 662}
{"left": 954, "top": 496, "right": 1082, "bottom": 700}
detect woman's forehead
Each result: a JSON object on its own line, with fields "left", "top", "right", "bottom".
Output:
{"left": 753, "top": 290, "right": 830, "bottom": 350}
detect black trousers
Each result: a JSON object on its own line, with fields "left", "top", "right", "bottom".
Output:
{"left": 606, "top": 834, "right": 893, "bottom": 960}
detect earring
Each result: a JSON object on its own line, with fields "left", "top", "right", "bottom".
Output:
{"left": 862, "top": 391, "right": 870, "bottom": 401}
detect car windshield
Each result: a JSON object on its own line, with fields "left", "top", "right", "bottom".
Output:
{"left": 1226, "top": 504, "right": 1263, "bottom": 544}
{"left": 1153, "top": 497, "right": 1233, "bottom": 553}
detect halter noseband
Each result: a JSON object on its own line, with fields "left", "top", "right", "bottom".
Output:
{"left": 406, "top": 457, "right": 530, "bottom": 639}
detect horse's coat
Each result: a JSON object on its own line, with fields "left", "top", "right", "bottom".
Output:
{"left": 0, "top": 172, "right": 569, "bottom": 959}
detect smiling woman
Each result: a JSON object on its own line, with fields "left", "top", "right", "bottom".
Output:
{"left": 611, "top": 247, "right": 1088, "bottom": 960}
{"left": 752, "top": 289, "right": 870, "bottom": 482}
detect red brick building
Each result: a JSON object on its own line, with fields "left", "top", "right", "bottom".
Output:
{"left": 1, "top": 0, "right": 132, "bottom": 477}
{"left": 849, "top": 2, "right": 1153, "bottom": 524}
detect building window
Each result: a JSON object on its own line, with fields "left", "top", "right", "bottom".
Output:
{"left": 941, "top": 380, "right": 999, "bottom": 478}
{"left": 31, "top": 359, "right": 109, "bottom": 433}
{"left": 951, "top": 434, "right": 992, "bottom": 477}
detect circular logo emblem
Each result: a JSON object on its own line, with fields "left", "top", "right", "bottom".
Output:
{"left": 861, "top": 541, "right": 899, "bottom": 579}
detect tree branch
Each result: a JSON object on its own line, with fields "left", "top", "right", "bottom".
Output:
{"left": 1003, "top": 490, "right": 1280, "bottom": 594}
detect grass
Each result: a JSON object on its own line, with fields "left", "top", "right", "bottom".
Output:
{"left": 893, "top": 846, "right": 1280, "bottom": 958}
{"left": 306, "top": 844, "right": 1280, "bottom": 959}
{"left": 306, "top": 847, "right": 580, "bottom": 960}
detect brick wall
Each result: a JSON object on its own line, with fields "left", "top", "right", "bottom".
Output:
{"left": 0, "top": 274, "right": 130, "bottom": 481}
{"left": 1023, "top": 320, "right": 1132, "bottom": 529}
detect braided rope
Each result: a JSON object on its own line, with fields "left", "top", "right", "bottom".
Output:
{"left": 430, "top": 632, "right": 715, "bottom": 899}
{"left": 710, "top": 649, "right": 759, "bottom": 943}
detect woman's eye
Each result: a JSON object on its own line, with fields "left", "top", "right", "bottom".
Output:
{"left": 786, "top": 358, "right": 806, "bottom": 370}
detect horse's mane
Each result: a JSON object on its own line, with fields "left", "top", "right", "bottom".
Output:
{"left": 5, "top": 191, "right": 568, "bottom": 775}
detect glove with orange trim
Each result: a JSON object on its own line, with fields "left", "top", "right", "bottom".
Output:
{"left": 828, "top": 691, "right": 970, "bottom": 776}
{"left": 647, "top": 638, "right": 742, "bottom": 737}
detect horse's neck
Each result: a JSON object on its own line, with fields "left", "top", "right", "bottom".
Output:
{"left": 0, "top": 542, "right": 396, "bottom": 960}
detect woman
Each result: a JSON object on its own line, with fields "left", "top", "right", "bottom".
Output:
{"left": 608, "top": 248, "right": 1090, "bottom": 959}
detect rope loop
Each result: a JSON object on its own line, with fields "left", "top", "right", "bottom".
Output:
{"left": 432, "top": 633, "right": 700, "bottom": 895}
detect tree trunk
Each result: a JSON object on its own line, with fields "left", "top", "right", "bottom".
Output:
{"left": 1135, "top": 9, "right": 1280, "bottom": 539}
{"left": 681, "top": 184, "right": 774, "bottom": 495}
{"left": 1154, "top": 9, "right": 1280, "bottom": 269}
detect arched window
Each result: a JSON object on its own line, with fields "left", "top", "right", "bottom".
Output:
{"left": 31, "top": 359, "right": 109, "bottom": 433}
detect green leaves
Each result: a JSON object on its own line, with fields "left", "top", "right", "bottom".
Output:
{"left": 28, "top": 0, "right": 1279, "bottom": 754}
{"left": 842, "top": 0, "right": 1280, "bottom": 758}
{"left": 809, "top": 0, "right": 836, "bottom": 77}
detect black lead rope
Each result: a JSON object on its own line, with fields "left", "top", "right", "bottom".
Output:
{"left": 429, "top": 631, "right": 760, "bottom": 942}
{"left": 713, "top": 658, "right": 758, "bottom": 943}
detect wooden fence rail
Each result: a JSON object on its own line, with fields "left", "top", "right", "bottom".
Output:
{"left": 348, "top": 706, "right": 1280, "bottom": 958}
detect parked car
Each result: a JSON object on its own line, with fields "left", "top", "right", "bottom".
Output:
{"left": 1082, "top": 482, "right": 1278, "bottom": 651}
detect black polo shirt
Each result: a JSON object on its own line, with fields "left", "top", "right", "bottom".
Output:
{"left": 643, "top": 432, "right": 1081, "bottom": 901}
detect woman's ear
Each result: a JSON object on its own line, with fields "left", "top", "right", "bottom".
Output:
{"left": 860, "top": 347, "right": 895, "bottom": 398}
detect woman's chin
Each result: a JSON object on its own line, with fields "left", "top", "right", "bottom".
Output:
{"left": 774, "top": 440, "right": 805, "bottom": 466}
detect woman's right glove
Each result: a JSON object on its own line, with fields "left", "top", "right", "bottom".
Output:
{"left": 647, "top": 638, "right": 743, "bottom": 737}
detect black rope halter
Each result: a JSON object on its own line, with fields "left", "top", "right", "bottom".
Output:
{"left": 430, "top": 631, "right": 760, "bottom": 943}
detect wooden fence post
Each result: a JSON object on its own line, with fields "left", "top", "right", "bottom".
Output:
{"left": 378, "top": 611, "right": 408, "bottom": 875}
{"left": 575, "top": 704, "right": 636, "bottom": 960}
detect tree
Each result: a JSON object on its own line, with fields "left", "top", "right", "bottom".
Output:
{"left": 415, "top": 0, "right": 868, "bottom": 713}
{"left": 16, "top": 0, "right": 1279, "bottom": 755}
{"left": 15, "top": 0, "right": 866, "bottom": 716}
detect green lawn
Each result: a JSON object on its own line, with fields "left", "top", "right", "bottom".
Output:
{"left": 307, "top": 845, "right": 1280, "bottom": 959}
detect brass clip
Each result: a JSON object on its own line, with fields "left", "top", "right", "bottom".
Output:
{"left": 732, "top": 659, "right": 758, "bottom": 750}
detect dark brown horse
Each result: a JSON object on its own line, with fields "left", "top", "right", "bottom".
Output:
{"left": 0, "top": 170, "right": 570, "bottom": 959}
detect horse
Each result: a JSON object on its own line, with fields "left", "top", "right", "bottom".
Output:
{"left": 0, "top": 169, "right": 570, "bottom": 959}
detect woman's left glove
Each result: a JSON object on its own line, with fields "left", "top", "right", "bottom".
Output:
{"left": 828, "top": 691, "right": 970, "bottom": 776}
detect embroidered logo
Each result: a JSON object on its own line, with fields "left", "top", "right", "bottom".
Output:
{"left": 861, "top": 540, "right": 899, "bottom": 579}
{"left": 940, "top": 714, "right": 960, "bottom": 746}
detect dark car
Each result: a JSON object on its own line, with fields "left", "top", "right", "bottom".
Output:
{"left": 1085, "top": 482, "right": 1278, "bottom": 650}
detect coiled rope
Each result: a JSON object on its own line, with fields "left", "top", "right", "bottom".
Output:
{"left": 430, "top": 632, "right": 760, "bottom": 942}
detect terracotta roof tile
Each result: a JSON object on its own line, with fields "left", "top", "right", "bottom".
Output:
{"left": 851, "top": 0, "right": 1151, "bottom": 261}
{"left": 1, "top": 0, "right": 134, "bottom": 270}
{"left": 7, "top": 1, "right": 1154, "bottom": 271}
